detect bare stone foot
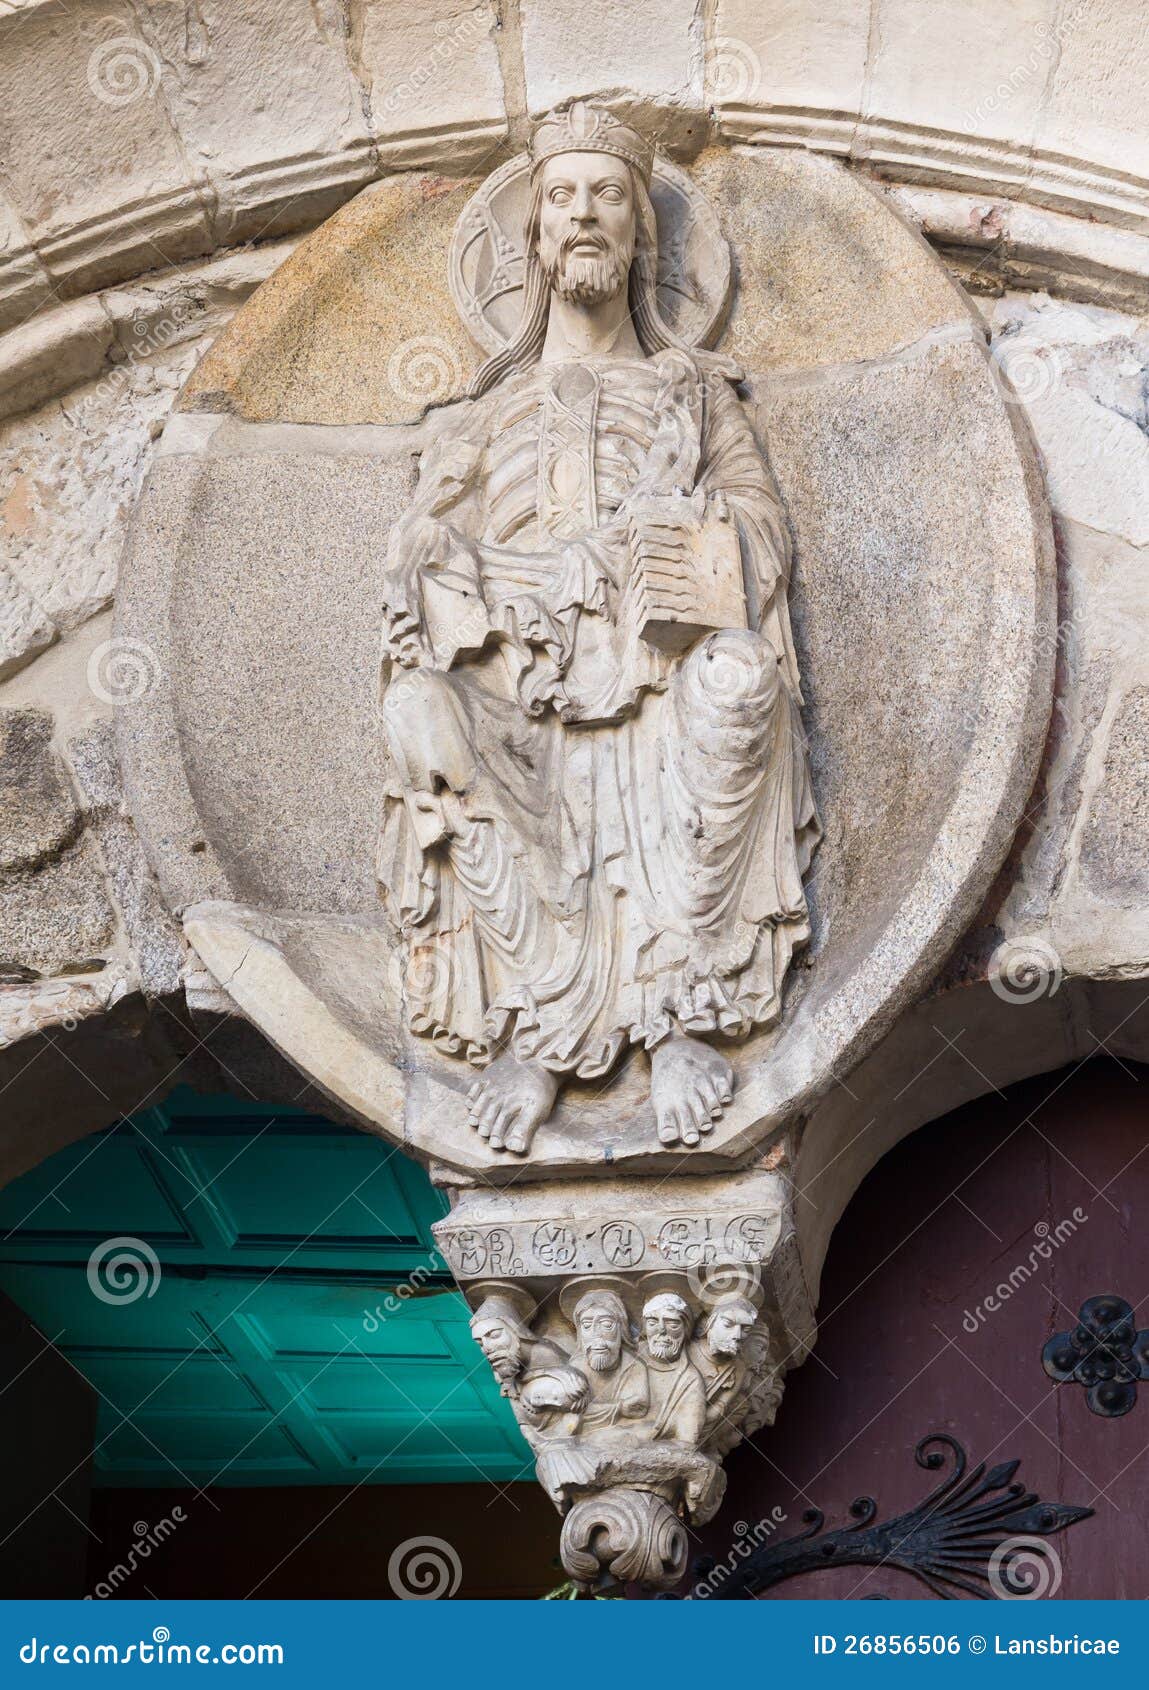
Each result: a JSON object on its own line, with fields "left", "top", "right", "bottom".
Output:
{"left": 650, "top": 1035, "right": 734, "bottom": 1147}
{"left": 466, "top": 1053, "right": 560, "bottom": 1154}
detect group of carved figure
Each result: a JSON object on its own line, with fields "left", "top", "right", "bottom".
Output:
{"left": 470, "top": 1281, "right": 781, "bottom": 1522}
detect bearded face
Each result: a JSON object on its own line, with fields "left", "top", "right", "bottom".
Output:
{"left": 578, "top": 1309, "right": 623, "bottom": 1372}
{"left": 705, "top": 1306, "right": 755, "bottom": 1359}
{"left": 644, "top": 1312, "right": 687, "bottom": 1362}
{"left": 472, "top": 1316, "right": 523, "bottom": 1380}
{"left": 537, "top": 151, "right": 636, "bottom": 308}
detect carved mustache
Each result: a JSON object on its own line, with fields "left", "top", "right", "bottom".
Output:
{"left": 561, "top": 230, "right": 609, "bottom": 257}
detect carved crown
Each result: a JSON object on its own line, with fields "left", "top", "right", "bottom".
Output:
{"left": 528, "top": 99, "right": 655, "bottom": 186}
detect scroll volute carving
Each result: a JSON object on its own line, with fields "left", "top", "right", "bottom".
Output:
{"left": 467, "top": 1275, "right": 783, "bottom": 1591}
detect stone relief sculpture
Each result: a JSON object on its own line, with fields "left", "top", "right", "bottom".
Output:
{"left": 377, "top": 100, "right": 820, "bottom": 1156}
{"left": 108, "top": 75, "right": 1055, "bottom": 1593}
{"left": 464, "top": 1274, "right": 782, "bottom": 1589}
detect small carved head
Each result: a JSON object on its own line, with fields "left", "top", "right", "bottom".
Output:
{"left": 573, "top": 1288, "right": 630, "bottom": 1373}
{"left": 470, "top": 1294, "right": 532, "bottom": 1381}
{"left": 701, "top": 1295, "right": 759, "bottom": 1360}
{"left": 642, "top": 1291, "right": 692, "bottom": 1362}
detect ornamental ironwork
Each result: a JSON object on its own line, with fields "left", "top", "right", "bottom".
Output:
{"left": 1042, "top": 1294, "right": 1149, "bottom": 1417}
{"left": 692, "top": 1433, "right": 1092, "bottom": 1600}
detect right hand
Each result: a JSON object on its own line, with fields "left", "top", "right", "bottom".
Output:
{"left": 382, "top": 514, "right": 453, "bottom": 666}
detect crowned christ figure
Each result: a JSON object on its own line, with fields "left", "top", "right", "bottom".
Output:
{"left": 377, "top": 100, "right": 820, "bottom": 1155}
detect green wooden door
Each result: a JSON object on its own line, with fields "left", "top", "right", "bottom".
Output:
{"left": 0, "top": 1089, "right": 528, "bottom": 1488}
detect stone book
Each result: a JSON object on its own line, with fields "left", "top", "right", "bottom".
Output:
{"left": 623, "top": 496, "right": 748, "bottom": 657}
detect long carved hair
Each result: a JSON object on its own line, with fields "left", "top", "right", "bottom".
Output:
{"left": 469, "top": 165, "right": 688, "bottom": 398}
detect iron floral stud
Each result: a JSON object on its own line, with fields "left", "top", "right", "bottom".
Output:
{"left": 1042, "top": 1295, "right": 1149, "bottom": 1417}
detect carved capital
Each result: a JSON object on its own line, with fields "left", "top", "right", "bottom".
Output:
{"left": 440, "top": 1167, "right": 812, "bottom": 1590}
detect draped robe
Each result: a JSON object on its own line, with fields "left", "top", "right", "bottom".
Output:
{"left": 377, "top": 347, "right": 820, "bottom": 1079}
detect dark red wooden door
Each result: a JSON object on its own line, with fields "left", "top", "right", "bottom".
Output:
{"left": 696, "top": 1058, "right": 1149, "bottom": 1599}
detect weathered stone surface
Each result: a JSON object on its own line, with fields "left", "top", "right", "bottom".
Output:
{"left": 0, "top": 708, "right": 115, "bottom": 977}
{"left": 713, "top": 0, "right": 1149, "bottom": 230}
{"left": 521, "top": 0, "right": 706, "bottom": 151}
{"left": 0, "top": 295, "right": 114, "bottom": 420}
{"left": 0, "top": 708, "right": 77, "bottom": 871}
{"left": 1079, "top": 687, "right": 1149, "bottom": 908}
{"left": 0, "top": 0, "right": 211, "bottom": 294}
{"left": 1, "top": 344, "right": 197, "bottom": 642}
{"left": 987, "top": 293, "right": 1149, "bottom": 546}
{"left": 693, "top": 147, "right": 974, "bottom": 374}
{"left": 713, "top": 0, "right": 867, "bottom": 145}
{"left": 0, "top": 970, "right": 128, "bottom": 1056}
{"left": 179, "top": 175, "right": 480, "bottom": 424}
{"left": 0, "top": 0, "right": 1145, "bottom": 340}
{"left": 982, "top": 513, "right": 1149, "bottom": 985}
{"left": 861, "top": 0, "right": 1059, "bottom": 162}
{"left": 135, "top": 0, "right": 373, "bottom": 247}
{"left": 0, "top": 247, "right": 294, "bottom": 668}
{"left": 0, "top": 239, "right": 295, "bottom": 427}
{"left": 1035, "top": 0, "right": 1149, "bottom": 208}
{"left": 356, "top": 0, "right": 508, "bottom": 169}
{"left": 0, "top": 840, "right": 115, "bottom": 978}
{"left": 755, "top": 331, "right": 1050, "bottom": 969}
{"left": 134, "top": 436, "right": 415, "bottom": 914}
{"left": 69, "top": 719, "right": 186, "bottom": 997}
{"left": 0, "top": 187, "right": 52, "bottom": 335}
{"left": 889, "top": 184, "right": 1149, "bottom": 317}
{"left": 0, "top": 568, "right": 55, "bottom": 682}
